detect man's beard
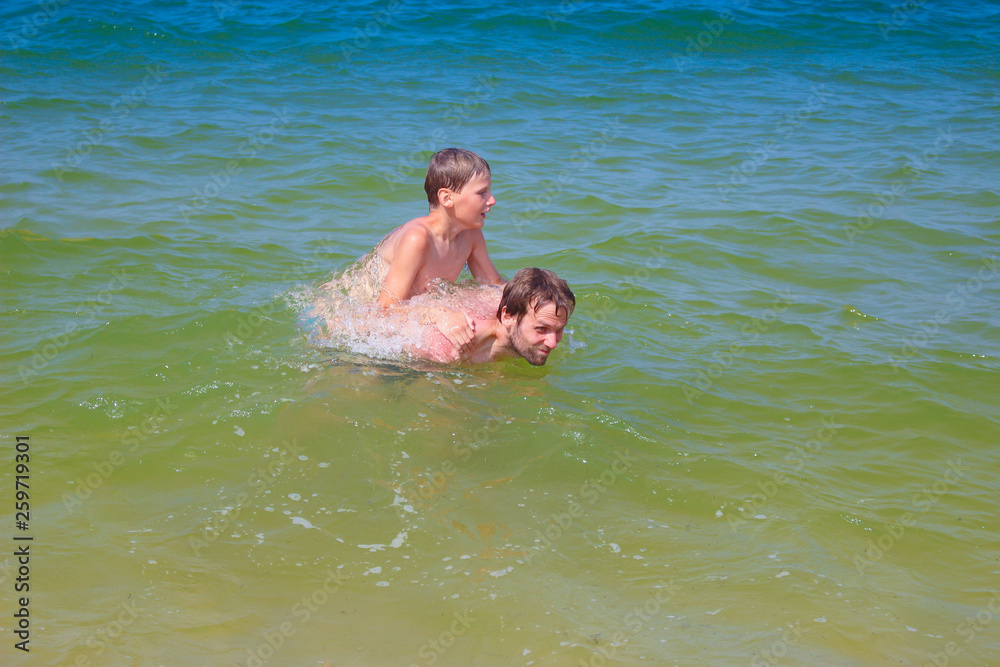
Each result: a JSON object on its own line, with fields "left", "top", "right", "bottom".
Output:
{"left": 508, "top": 324, "right": 549, "bottom": 366}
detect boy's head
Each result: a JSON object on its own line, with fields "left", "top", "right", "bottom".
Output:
{"left": 425, "top": 148, "right": 491, "bottom": 208}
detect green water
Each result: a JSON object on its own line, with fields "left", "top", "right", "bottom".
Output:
{"left": 2, "top": 1, "right": 1000, "bottom": 665}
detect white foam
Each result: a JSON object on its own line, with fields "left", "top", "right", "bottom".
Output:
{"left": 392, "top": 493, "right": 415, "bottom": 513}
{"left": 358, "top": 530, "right": 408, "bottom": 552}
{"left": 302, "top": 259, "right": 502, "bottom": 362}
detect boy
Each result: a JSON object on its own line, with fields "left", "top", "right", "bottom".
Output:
{"left": 375, "top": 148, "right": 505, "bottom": 349}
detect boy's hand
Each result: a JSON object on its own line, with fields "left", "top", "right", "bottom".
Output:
{"left": 436, "top": 308, "right": 476, "bottom": 354}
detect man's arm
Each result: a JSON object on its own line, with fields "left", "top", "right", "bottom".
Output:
{"left": 377, "top": 228, "right": 429, "bottom": 307}
{"left": 406, "top": 334, "right": 461, "bottom": 364}
{"left": 376, "top": 298, "right": 474, "bottom": 361}
{"left": 466, "top": 230, "right": 504, "bottom": 285}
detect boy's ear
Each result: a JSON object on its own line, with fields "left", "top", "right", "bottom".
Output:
{"left": 437, "top": 188, "right": 454, "bottom": 208}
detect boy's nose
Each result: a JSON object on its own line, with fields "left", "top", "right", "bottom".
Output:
{"left": 488, "top": 194, "right": 496, "bottom": 207}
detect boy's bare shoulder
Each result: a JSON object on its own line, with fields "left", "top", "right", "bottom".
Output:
{"left": 397, "top": 220, "right": 433, "bottom": 247}
{"left": 379, "top": 217, "right": 433, "bottom": 262}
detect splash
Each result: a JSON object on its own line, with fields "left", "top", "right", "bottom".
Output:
{"left": 298, "top": 250, "right": 501, "bottom": 362}
{"left": 299, "top": 250, "right": 418, "bottom": 360}
{"left": 319, "top": 249, "right": 389, "bottom": 310}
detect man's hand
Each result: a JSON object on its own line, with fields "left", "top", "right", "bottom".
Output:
{"left": 435, "top": 308, "right": 476, "bottom": 355}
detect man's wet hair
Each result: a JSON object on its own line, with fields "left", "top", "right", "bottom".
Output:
{"left": 498, "top": 268, "right": 575, "bottom": 324}
{"left": 424, "top": 148, "right": 491, "bottom": 207}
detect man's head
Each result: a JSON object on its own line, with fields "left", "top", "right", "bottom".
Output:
{"left": 425, "top": 148, "right": 491, "bottom": 209}
{"left": 497, "top": 268, "right": 576, "bottom": 366}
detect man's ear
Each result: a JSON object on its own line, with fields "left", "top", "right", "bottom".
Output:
{"left": 499, "top": 306, "right": 514, "bottom": 326}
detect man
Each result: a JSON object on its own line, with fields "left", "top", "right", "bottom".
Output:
{"left": 413, "top": 268, "right": 575, "bottom": 366}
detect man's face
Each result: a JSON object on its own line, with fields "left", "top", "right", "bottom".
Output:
{"left": 505, "top": 302, "right": 569, "bottom": 366}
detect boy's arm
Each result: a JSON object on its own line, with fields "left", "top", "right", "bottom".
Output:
{"left": 466, "top": 230, "right": 505, "bottom": 285}
{"left": 378, "top": 228, "right": 429, "bottom": 307}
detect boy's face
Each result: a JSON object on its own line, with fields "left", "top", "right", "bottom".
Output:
{"left": 444, "top": 172, "right": 495, "bottom": 227}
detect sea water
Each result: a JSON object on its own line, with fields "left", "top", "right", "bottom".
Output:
{"left": 1, "top": 1, "right": 998, "bottom": 665}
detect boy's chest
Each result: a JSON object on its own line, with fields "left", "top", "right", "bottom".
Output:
{"left": 420, "top": 236, "right": 473, "bottom": 282}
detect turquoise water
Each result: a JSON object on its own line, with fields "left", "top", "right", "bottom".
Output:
{"left": 2, "top": 1, "right": 999, "bottom": 665}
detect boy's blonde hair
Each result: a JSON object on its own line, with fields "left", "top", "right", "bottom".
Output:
{"left": 424, "top": 148, "right": 490, "bottom": 207}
